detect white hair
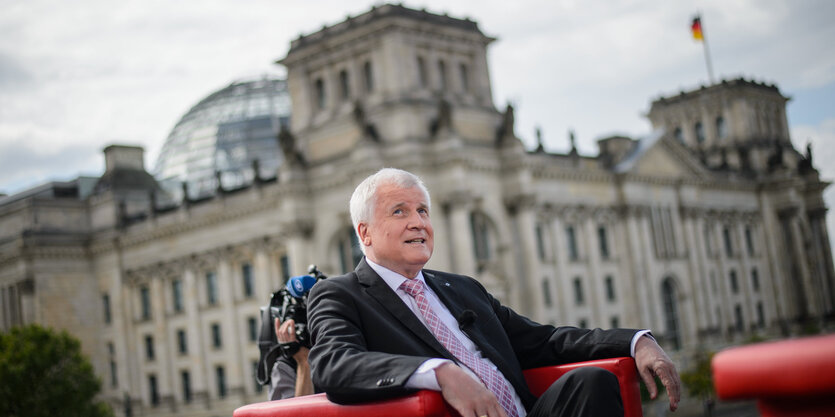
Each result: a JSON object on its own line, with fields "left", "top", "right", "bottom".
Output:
{"left": 349, "top": 168, "right": 431, "bottom": 254}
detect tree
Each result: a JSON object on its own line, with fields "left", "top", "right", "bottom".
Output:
{"left": 0, "top": 324, "right": 113, "bottom": 417}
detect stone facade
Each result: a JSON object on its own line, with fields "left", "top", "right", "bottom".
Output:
{"left": 1, "top": 4, "right": 833, "bottom": 417}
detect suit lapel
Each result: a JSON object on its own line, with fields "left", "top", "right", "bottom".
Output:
{"left": 355, "top": 260, "right": 455, "bottom": 360}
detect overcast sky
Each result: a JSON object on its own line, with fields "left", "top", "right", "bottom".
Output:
{"left": 1, "top": 0, "right": 833, "bottom": 199}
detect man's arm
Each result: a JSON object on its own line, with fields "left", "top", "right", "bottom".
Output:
{"left": 307, "top": 277, "right": 428, "bottom": 403}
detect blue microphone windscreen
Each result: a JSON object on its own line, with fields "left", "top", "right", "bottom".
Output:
{"left": 286, "top": 275, "right": 317, "bottom": 297}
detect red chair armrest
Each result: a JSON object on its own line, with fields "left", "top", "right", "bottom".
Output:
{"left": 234, "top": 390, "right": 455, "bottom": 417}
{"left": 523, "top": 357, "right": 642, "bottom": 417}
{"left": 234, "top": 357, "right": 642, "bottom": 417}
{"left": 712, "top": 334, "right": 835, "bottom": 400}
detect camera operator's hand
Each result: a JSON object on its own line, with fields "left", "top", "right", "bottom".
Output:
{"left": 275, "top": 318, "right": 313, "bottom": 397}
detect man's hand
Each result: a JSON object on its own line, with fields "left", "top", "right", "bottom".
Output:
{"left": 635, "top": 335, "right": 681, "bottom": 411}
{"left": 275, "top": 318, "right": 308, "bottom": 364}
{"left": 435, "top": 362, "right": 507, "bottom": 417}
{"left": 275, "top": 318, "right": 314, "bottom": 396}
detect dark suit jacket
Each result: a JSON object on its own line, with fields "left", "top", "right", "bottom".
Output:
{"left": 307, "top": 258, "right": 637, "bottom": 410}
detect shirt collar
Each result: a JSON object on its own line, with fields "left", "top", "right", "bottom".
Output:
{"left": 366, "top": 258, "right": 427, "bottom": 293}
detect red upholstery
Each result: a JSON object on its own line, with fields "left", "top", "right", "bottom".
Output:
{"left": 234, "top": 357, "right": 642, "bottom": 417}
{"left": 711, "top": 334, "right": 835, "bottom": 417}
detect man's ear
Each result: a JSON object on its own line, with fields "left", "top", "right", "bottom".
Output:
{"left": 357, "top": 223, "right": 371, "bottom": 246}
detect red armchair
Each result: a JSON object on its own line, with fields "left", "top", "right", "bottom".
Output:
{"left": 712, "top": 334, "right": 835, "bottom": 417}
{"left": 234, "top": 357, "right": 642, "bottom": 417}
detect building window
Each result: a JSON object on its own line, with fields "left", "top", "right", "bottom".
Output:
{"left": 177, "top": 329, "right": 187, "bottom": 354}
{"left": 541, "top": 278, "right": 552, "bottom": 307}
{"left": 610, "top": 316, "right": 620, "bottom": 329}
{"left": 181, "top": 370, "right": 192, "bottom": 403}
{"left": 206, "top": 272, "right": 218, "bottom": 305}
{"left": 470, "top": 212, "right": 492, "bottom": 263}
{"left": 211, "top": 323, "right": 222, "bottom": 349}
{"left": 598, "top": 225, "right": 610, "bottom": 259}
{"left": 314, "top": 77, "right": 325, "bottom": 109}
{"left": 417, "top": 56, "right": 427, "bottom": 87}
{"left": 140, "top": 286, "right": 151, "bottom": 320}
{"left": 216, "top": 366, "right": 227, "bottom": 398}
{"left": 248, "top": 316, "right": 258, "bottom": 342}
{"left": 280, "top": 255, "right": 290, "bottom": 283}
{"left": 149, "top": 374, "right": 159, "bottom": 406}
{"left": 729, "top": 269, "right": 739, "bottom": 294}
{"left": 242, "top": 263, "right": 254, "bottom": 298}
{"left": 673, "top": 127, "right": 684, "bottom": 143}
{"left": 723, "top": 227, "right": 733, "bottom": 257}
{"left": 566, "top": 225, "right": 578, "bottom": 261}
{"left": 535, "top": 223, "right": 547, "bottom": 261}
{"left": 734, "top": 304, "right": 744, "bottom": 332}
{"left": 172, "top": 280, "right": 183, "bottom": 313}
{"left": 459, "top": 63, "right": 469, "bottom": 92}
{"left": 339, "top": 69, "right": 350, "bottom": 101}
{"left": 661, "top": 278, "right": 681, "bottom": 350}
{"left": 695, "top": 121, "right": 705, "bottom": 144}
{"left": 363, "top": 61, "right": 374, "bottom": 93}
{"left": 751, "top": 268, "right": 760, "bottom": 292}
{"left": 337, "top": 226, "right": 362, "bottom": 274}
{"left": 710, "top": 270, "right": 717, "bottom": 294}
{"left": 108, "top": 342, "right": 118, "bottom": 388}
{"left": 578, "top": 319, "right": 588, "bottom": 328}
{"left": 573, "top": 277, "right": 584, "bottom": 305}
{"left": 716, "top": 116, "right": 727, "bottom": 140}
{"left": 605, "top": 276, "right": 616, "bottom": 302}
{"left": 102, "top": 293, "right": 111, "bottom": 324}
{"left": 437, "top": 59, "right": 447, "bottom": 90}
{"left": 145, "top": 335, "right": 155, "bottom": 361}
{"left": 756, "top": 302, "right": 765, "bottom": 328}
{"left": 745, "top": 227, "right": 754, "bottom": 256}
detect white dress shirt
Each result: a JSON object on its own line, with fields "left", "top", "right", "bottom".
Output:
{"left": 366, "top": 259, "right": 649, "bottom": 417}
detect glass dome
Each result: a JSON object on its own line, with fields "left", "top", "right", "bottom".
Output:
{"left": 154, "top": 76, "right": 291, "bottom": 199}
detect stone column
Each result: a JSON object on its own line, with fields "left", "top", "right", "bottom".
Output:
{"left": 445, "top": 193, "right": 478, "bottom": 277}
{"left": 216, "top": 252, "right": 245, "bottom": 401}
{"left": 181, "top": 263, "right": 209, "bottom": 406}
{"left": 280, "top": 220, "right": 314, "bottom": 278}
{"left": 506, "top": 194, "right": 540, "bottom": 319}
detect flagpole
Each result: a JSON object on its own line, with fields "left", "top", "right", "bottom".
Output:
{"left": 699, "top": 15, "right": 716, "bottom": 84}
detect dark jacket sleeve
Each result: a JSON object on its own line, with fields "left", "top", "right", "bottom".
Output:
{"left": 461, "top": 274, "right": 637, "bottom": 369}
{"left": 306, "top": 275, "right": 428, "bottom": 404}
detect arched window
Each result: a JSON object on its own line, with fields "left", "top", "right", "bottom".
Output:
{"left": 438, "top": 59, "right": 447, "bottom": 91}
{"left": 673, "top": 127, "right": 684, "bottom": 143}
{"left": 417, "top": 56, "right": 427, "bottom": 88}
{"left": 661, "top": 278, "right": 681, "bottom": 350}
{"left": 716, "top": 116, "right": 727, "bottom": 140}
{"left": 363, "top": 61, "right": 374, "bottom": 93}
{"left": 470, "top": 211, "right": 492, "bottom": 263}
{"left": 339, "top": 69, "right": 350, "bottom": 101}
{"left": 336, "top": 226, "right": 362, "bottom": 273}
{"left": 459, "top": 63, "right": 469, "bottom": 92}
{"left": 694, "top": 122, "right": 705, "bottom": 144}
{"left": 314, "top": 78, "right": 326, "bottom": 110}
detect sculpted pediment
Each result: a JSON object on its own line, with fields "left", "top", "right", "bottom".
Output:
{"left": 614, "top": 131, "right": 709, "bottom": 181}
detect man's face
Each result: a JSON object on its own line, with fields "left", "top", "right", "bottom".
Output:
{"left": 359, "top": 183, "right": 434, "bottom": 278}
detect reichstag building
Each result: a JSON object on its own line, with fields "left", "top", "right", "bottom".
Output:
{"left": 1, "top": 4, "right": 832, "bottom": 417}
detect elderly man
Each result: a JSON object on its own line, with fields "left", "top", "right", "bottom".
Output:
{"left": 308, "top": 168, "right": 680, "bottom": 417}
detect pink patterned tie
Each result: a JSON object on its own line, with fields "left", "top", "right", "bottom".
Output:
{"left": 400, "top": 279, "right": 519, "bottom": 417}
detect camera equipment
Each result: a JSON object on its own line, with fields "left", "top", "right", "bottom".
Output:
{"left": 269, "top": 265, "right": 326, "bottom": 349}
{"left": 256, "top": 265, "right": 327, "bottom": 386}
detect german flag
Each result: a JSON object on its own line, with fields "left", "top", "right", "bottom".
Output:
{"left": 691, "top": 17, "right": 704, "bottom": 41}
